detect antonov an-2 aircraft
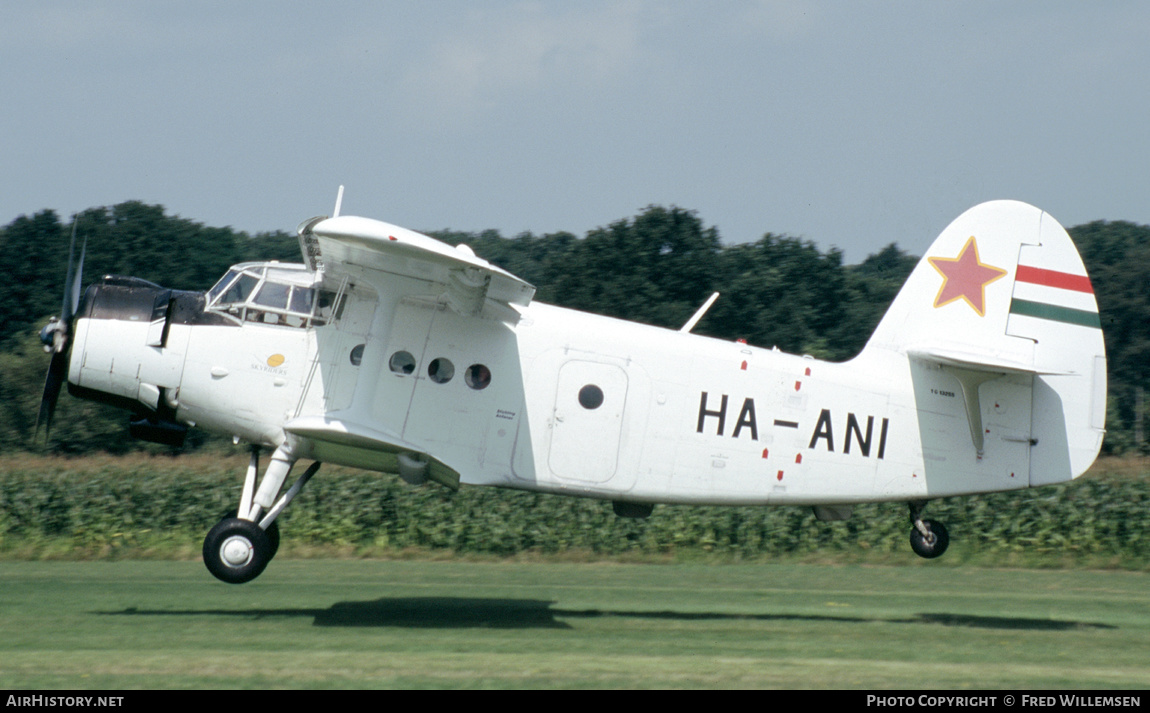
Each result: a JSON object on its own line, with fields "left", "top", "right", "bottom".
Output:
{"left": 37, "top": 196, "right": 1106, "bottom": 583}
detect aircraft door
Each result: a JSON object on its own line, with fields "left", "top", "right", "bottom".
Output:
{"left": 372, "top": 299, "right": 438, "bottom": 435}
{"left": 548, "top": 360, "right": 628, "bottom": 484}
{"left": 296, "top": 288, "right": 377, "bottom": 416}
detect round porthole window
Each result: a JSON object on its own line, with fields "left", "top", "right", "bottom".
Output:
{"left": 578, "top": 384, "right": 604, "bottom": 409}
{"left": 349, "top": 344, "right": 365, "bottom": 366}
{"left": 389, "top": 351, "right": 416, "bottom": 375}
{"left": 428, "top": 357, "right": 454, "bottom": 384}
{"left": 465, "top": 364, "right": 491, "bottom": 390}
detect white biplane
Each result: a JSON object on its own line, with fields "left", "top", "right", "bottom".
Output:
{"left": 38, "top": 196, "right": 1106, "bottom": 583}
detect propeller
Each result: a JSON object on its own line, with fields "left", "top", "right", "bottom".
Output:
{"left": 36, "top": 218, "right": 86, "bottom": 439}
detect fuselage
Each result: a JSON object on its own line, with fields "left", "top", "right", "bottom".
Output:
{"left": 66, "top": 262, "right": 1058, "bottom": 509}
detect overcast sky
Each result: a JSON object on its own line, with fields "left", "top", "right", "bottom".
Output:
{"left": 3, "top": 1, "right": 1146, "bottom": 263}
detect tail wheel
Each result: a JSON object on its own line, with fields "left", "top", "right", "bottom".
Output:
{"left": 203, "top": 517, "right": 273, "bottom": 584}
{"left": 909, "top": 519, "right": 950, "bottom": 559}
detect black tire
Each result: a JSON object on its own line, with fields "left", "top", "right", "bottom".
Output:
{"left": 221, "top": 510, "right": 280, "bottom": 560}
{"left": 203, "top": 516, "right": 273, "bottom": 584}
{"left": 909, "top": 519, "right": 950, "bottom": 559}
{"left": 265, "top": 518, "right": 280, "bottom": 561}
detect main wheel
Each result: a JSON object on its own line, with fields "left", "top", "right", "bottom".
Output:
{"left": 220, "top": 510, "right": 280, "bottom": 560}
{"left": 203, "top": 516, "right": 273, "bottom": 584}
{"left": 909, "top": 519, "right": 950, "bottom": 559}
{"left": 265, "top": 518, "right": 280, "bottom": 561}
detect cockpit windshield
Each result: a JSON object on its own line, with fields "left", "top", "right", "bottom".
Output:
{"left": 205, "top": 263, "right": 341, "bottom": 328}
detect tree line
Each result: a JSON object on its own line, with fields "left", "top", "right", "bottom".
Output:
{"left": 0, "top": 201, "right": 1145, "bottom": 454}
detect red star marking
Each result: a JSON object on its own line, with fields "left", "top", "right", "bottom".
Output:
{"left": 927, "top": 236, "right": 1007, "bottom": 316}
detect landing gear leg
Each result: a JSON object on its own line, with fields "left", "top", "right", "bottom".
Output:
{"left": 908, "top": 500, "right": 950, "bottom": 559}
{"left": 202, "top": 444, "right": 321, "bottom": 584}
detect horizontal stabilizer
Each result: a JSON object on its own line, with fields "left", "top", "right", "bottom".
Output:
{"left": 906, "top": 347, "right": 1071, "bottom": 376}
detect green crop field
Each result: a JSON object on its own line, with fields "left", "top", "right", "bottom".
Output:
{"left": 2, "top": 454, "right": 1149, "bottom": 569}
{"left": 0, "top": 560, "right": 1147, "bottom": 689}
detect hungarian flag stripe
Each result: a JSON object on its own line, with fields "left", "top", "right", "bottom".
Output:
{"left": 1009, "top": 264, "right": 1100, "bottom": 329}
{"left": 1015, "top": 265, "right": 1093, "bottom": 294}
{"left": 1009, "top": 298, "right": 1101, "bottom": 329}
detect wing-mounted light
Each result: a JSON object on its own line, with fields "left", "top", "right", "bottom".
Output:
{"left": 445, "top": 266, "right": 491, "bottom": 317}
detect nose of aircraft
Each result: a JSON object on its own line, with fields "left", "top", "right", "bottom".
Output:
{"left": 67, "top": 276, "right": 174, "bottom": 404}
{"left": 44, "top": 273, "right": 194, "bottom": 449}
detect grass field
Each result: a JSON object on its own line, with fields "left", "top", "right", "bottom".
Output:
{"left": 1, "top": 560, "right": 1147, "bottom": 689}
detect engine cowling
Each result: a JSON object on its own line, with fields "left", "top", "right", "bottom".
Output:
{"left": 67, "top": 275, "right": 190, "bottom": 424}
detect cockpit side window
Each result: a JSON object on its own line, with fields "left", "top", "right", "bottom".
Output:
{"left": 289, "top": 286, "right": 314, "bottom": 315}
{"left": 221, "top": 273, "right": 259, "bottom": 306}
{"left": 252, "top": 281, "right": 290, "bottom": 310}
{"left": 314, "top": 290, "right": 345, "bottom": 325}
{"left": 206, "top": 270, "right": 241, "bottom": 304}
{"left": 205, "top": 264, "right": 338, "bottom": 330}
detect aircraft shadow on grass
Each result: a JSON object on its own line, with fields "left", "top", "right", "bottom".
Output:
{"left": 100, "top": 598, "right": 1115, "bottom": 631}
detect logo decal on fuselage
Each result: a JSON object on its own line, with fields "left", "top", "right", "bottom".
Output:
{"left": 251, "top": 353, "right": 288, "bottom": 376}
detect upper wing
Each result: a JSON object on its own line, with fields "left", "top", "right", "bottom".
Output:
{"left": 298, "top": 215, "right": 535, "bottom": 317}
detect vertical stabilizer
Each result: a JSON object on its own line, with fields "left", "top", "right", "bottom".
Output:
{"left": 864, "top": 200, "right": 1105, "bottom": 484}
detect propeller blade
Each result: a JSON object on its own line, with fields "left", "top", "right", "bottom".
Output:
{"left": 60, "top": 220, "right": 86, "bottom": 327}
{"left": 36, "top": 216, "right": 86, "bottom": 441}
{"left": 36, "top": 346, "right": 70, "bottom": 438}
{"left": 69, "top": 236, "right": 86, "bottom": 321}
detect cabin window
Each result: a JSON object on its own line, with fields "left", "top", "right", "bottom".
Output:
{"left": 578, "top": 384, "right": 604, "bottom": 410}
{"left": 428, "top": 358, "right": 454, "bottom": 384}
{"left": 350, "top": 344, "right": 365, "bottom": 366}
{"left": 389, "top": 351, "right": 417, "bottom": 375}
{"left": 465, "top": 364, "right": 491, "bottom": 390}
